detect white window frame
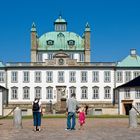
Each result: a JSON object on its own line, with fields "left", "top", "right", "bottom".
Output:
{"left": 104, "top": 86, "right": 111, "bottom": 99}
{"left": 11, "top": 87, "right": 18, "bottom": 99}
{"left": 135, "top": 88, "right": 140, "bottom": 99}
{"left": 35, "top": 71, "right": 41, "bottom": 83}
{"left": 133, "top": 71, "right": 140, "bottom": 79}
{"left": 23, "top": 71, "right": 30, "bottom": 83}
{"left": 46, "top": 71, "right": 53, "bottom": 83}
{"left": 48, "top": 53, "right": 53, "bottom": 60}
{"left": 116, "top": 71, "right": 123, "bottom": 83}
{"left": 125, "top": 71, "right": 131, "bottom": 82}
{"left": 58, "top": 71, "right": 64, "bottom": 83}
{"left": 124, "top": 89, "right": 130, "bottom": 99}
{"left": 81, "top": 71, "right": 87, "bottom": 83}
{"left": 69, "top": 71, "right": 76, "bottom": 83}
{"left": 46, "top": 87, "right": 53, "bottom": 99}
{"left": 104, "top": 71, "right": 111, "bottom": 83}
{"left": 11, "top": 71, "right": 18, "bottom": 83}
{"left": 79, "top": 53, "right": 84, "bottom": 62}
{"left": 81, "top": 86, "right": 88, "bottom": 99}
{"left": 37, "top": 53, "right": 42, "bottom": 62}
{"left": 23, "top": 87, "right": 30, "bottom": 99}
{"left": 92, "top": 86, "right": 99, "bottom": 99}
{"left": 92, "top": 71, "right": 99, "bottom": 82}
{"left": 69, "top": 86, "right": 76, "bottom": 97}
{"left": 35, "top": 87, "right": 42, "bottom": 99}
{"left": 0, "top": 71, "right": 5, "bottom": 83}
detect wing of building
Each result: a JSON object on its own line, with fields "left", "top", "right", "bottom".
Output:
{"left": 0, "top": 16, "right": 140, "bottom": 115}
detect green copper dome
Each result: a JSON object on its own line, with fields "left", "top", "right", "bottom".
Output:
{"left": 117, "top": 50, "right": 140, "bottom": 67}
{"left": 0, "top": 62, "right": 4, "bottom": 67}
{"left": 38, "top": 32, "right": 84, "bottom": 51}
{"left": 55, "top": 15, "right": 66, "bottom": 23}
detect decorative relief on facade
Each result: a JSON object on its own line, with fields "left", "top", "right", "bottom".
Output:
{"left": 67, "top": 59, "right": 77, "bottom": 66}
{"left": 56, "top": 87, "right": 66, "bottom": 101}
{"left": 44, "top": 60, "right": 56, "bottom": 66}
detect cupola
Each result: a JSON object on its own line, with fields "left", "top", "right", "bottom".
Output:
{"left": 54, "top": 15, "right": 67, "bottom": 32}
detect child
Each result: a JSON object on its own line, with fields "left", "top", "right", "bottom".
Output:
{"left": 78, "top": 106, "right": 85, "bottom": 130}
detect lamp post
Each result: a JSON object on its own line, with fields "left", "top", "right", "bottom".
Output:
{"left": 49, "top": 100, "right": 52, "bottom": 113}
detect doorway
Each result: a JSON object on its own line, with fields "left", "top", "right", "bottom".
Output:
{"left": 61, "top": 98, "right": 66, "bottom": 110}
{"left": 124, "top": 104, "right": 132, "bottom": 115}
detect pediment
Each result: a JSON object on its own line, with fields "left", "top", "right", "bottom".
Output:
{"left": 53, "top": 52, "right": 69, "bottom": 58}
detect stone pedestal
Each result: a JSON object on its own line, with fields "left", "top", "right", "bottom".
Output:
{"left": 13, "top": 107, "right": 22, "bottom": 129}
{"left": 129, "top": 108, "right": 137, "bottom": 128}
{"left": 53, "top": 109, "right": 56, "bottom": 115}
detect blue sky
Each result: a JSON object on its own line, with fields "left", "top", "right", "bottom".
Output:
{"left": 0, "top": 0, "right": 140, "bottom": 63}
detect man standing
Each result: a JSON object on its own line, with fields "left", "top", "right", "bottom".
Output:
{"left": 65, "top": 93, "right": 78, "bottom": 130}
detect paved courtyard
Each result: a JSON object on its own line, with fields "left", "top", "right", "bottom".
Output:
{"left": 0, "top": 118, "right": 140, "bottom": 140}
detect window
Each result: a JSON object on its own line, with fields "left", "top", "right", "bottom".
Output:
{"left": 135, "top": 89, "right": 140, "bottom": 99}
{"left": 69, "top": 53, "right": 74, "bottom": 59}
{"left": 104, "top": 86, "right": 111, "bottom": 99}
{"left": 92, "top": 71, "right": 99, "bottom": 82}
{"left": 11, "top": 71, "right": 18, "bottom": 83}
{"left": 136, "top": 102, "right": 140, "bottom": 111}
{"left": 67, "top": 40, "right": 75, "bottom": 46}
{"left": 46, "top": 71, "right": 53, "bottom": 83}
{"left": 11, "top": 87, "right": 18, "bottom": 99}
{"left": 58, "top": 71, "right": 64, "bottom": 83}
{"left": 124, "top": 89, "right": 130, "bottom": 99}
{"left": 46, "top": 40, "right": 54, "bottom": 45}
{"left": 37, "top": 53, "right": 42, "bottom": 62}
{"left": 92, "top": 86, "right": 99, "bottom": 99}
{"left": 35, "top": 87, "right": 42, "bottom": 99}
{"left": 69, "top": 87, "right": 76, "bottom": 98}
{"left": 46, "top": 87, "right": 53, "bottom": 99}
{"left": 104, "top": 71, "right": 111, "bottom": 83}
{"left": 133, "top": 71, "right": 140, "bottom": 79}
{"left": 23, "top": 71, "right": 29, "bottom": 82}
{"left": 48, "top": 53, "right": 53, "bottom": 60}
{"left": 116, "top": 71, "right": 123, "bottom": 83}
{"left": 81, "top": 87, "right": 88, "bottom": 99}
{"left": 35, "top": 71, "right": 41, "bottom": 82}
{"left": 79, "top": 53, "right": 84, "bottom": 62}
{"left": 81, "top": 71, "right": 87, "bottom": 83}
{"left": 0, "top": 71, "right": 5, "bottom": 82}
{"left": 23, "top": 87, "right": 30, "bottom": 99}
{"left": 69, "top": 71, "right": 76, "bottom": 82}
{"left": 57, "top": 33, "right": 64, "bottom": 37}
{"left": 125, "top": 71, "right": 131, "bottom": 82}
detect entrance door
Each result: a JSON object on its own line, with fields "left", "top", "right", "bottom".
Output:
{"left": 124, "top": 104, "right": 132, "bottom": 115}
{"left": 61, "top": 98, "right": 66, "bottom": 111}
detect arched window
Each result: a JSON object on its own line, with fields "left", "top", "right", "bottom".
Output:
{"left": 46, "top": 87, "right": 53, "bottom": 99}
{"left": 92, "top": 86, "right": 99, "bottom": 99}
{"left": 23, "top": 86, "right": 30, "bottom": 99}
{"left": 11, "top": 86, "right": 18, "bottom": 99}
{"left": 35, "top": 86, "right": 42, "bottom": 99}
{"left": 69, "top": 86, "right": 76, "bottom": 98}
{"left": 104, "top": 86, "right": 111, "bottom": 99}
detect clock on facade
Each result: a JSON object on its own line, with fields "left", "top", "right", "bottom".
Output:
{"left": 58, "top": 58, "right": 64, "bottom": 65}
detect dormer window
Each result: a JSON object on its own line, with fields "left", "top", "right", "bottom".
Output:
{"left": 46, "top": 40, "right": 54, "bottom": 45}
{"left": 67, "top": 40, "right": 75, "bottom": 46}
{"left": 57, "top": 33, "right": 64, "bottom": 38}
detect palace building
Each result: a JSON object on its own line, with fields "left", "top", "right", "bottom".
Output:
{"left": 0, "top": 16, "right": 140, "bottom": 115}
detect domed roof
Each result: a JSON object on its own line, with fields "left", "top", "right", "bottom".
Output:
{"left": 38, "top": 32, "right": 84, "bottom": 51}
{"left": 55, "top": 15, "right": 66, "bottom": 23}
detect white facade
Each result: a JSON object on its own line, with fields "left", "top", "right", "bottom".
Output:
{"left": 0, "top": 16, "right": 140, "bottom": 115}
